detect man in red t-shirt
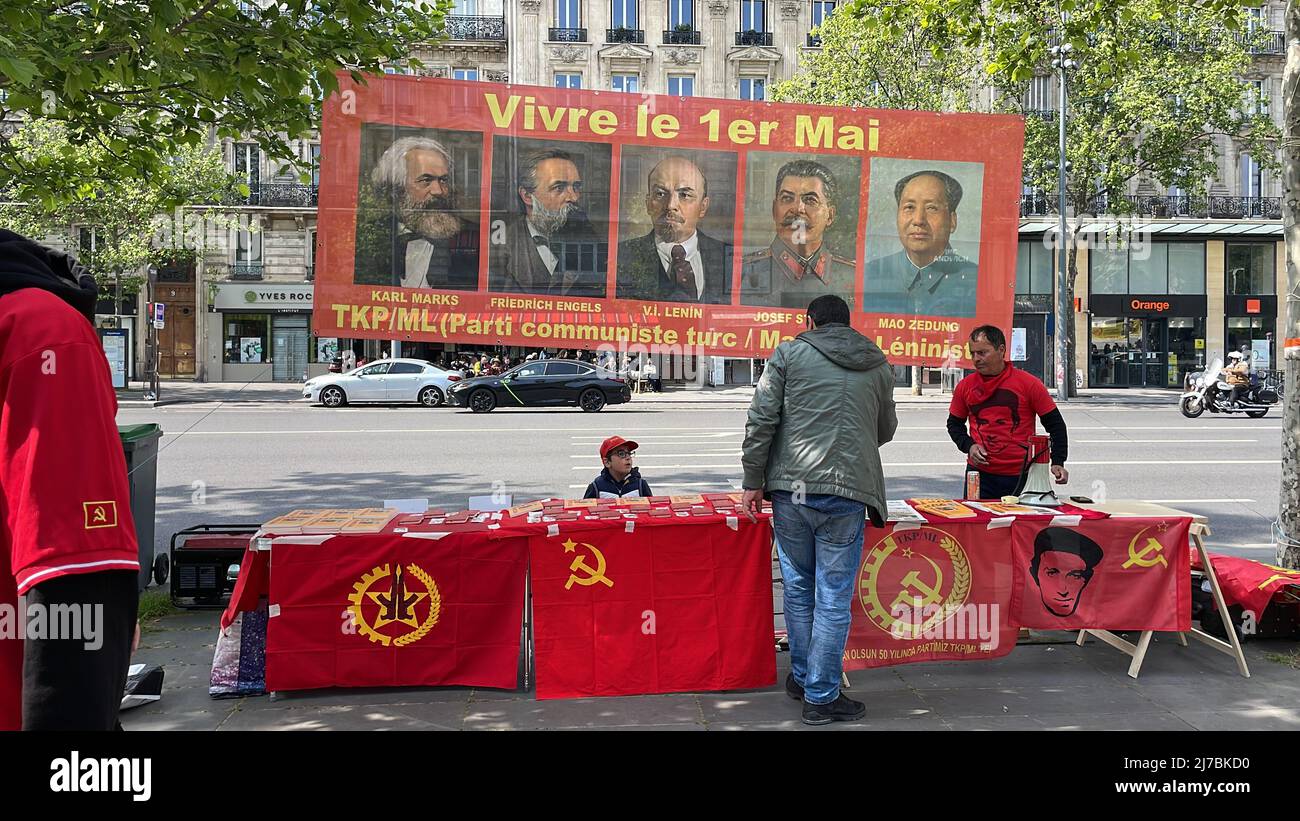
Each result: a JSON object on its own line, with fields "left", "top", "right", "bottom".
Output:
{"left": 0, "top": 230, "right": 140, "bottom": 730}
{"left": 947, "top": 325, "right": 1069, "bottom": 500}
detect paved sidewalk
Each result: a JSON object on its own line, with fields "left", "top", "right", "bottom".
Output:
{"left": 122, "top": 608, "right": 1300, "bottom": 731}
{"left": 117, "top": 380, "right": 1180, "bottom": 409}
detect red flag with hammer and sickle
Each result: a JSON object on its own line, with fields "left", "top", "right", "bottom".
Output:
{"left": 1190, "top": 551, "right": 1300, "bottom": 619}
{"left": 1012, "top": 517, "right": 1192, "bottom": 631}
{"left": 527, "top": 520, "right": 775, "bottom": 699}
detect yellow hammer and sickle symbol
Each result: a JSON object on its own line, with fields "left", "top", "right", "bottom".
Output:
{"left": 1258, "top": 573, "right": 1300, "bottom": 590}
{"left": 566, "top": 542, "right": 614, "bottom": 590}
{"left": 93, "top": 507, "right": 107, "bottom": 523}
{"left": 890, "top": 556, "right": 945, "bottom": 612}
{"left": 1123, "top": 527, "right": 1168, "bottom": 569}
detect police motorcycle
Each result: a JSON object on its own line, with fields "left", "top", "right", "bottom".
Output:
{"left": 1179, "top": 355, "right": 1280, "bottom": 419}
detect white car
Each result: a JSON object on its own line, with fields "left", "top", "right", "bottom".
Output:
{"left": 303, "top": 359, "right": 462, "bottom": 407}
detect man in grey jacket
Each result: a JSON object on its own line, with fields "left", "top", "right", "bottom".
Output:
{"left": 741, "top": 294, "right": 897, "bottom": 725}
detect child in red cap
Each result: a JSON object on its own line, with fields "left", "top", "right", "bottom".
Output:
{"left": 583, "top": 435, "right": 653, "bottom": 499}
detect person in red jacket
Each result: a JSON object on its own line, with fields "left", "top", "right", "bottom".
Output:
{"left": 947, "top": 324, "right": 1069, "bottom": 500}
{"left": 0, "top": 230, "right": 140, "bottom": 730}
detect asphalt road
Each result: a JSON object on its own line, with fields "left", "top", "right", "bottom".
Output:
{"left": 115, "top": 400, "right": 1286, "bottom": 561}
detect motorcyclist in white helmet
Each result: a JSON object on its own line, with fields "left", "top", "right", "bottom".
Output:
{"left": 1223, "top": 351, "right": 1249, "bottom": 407}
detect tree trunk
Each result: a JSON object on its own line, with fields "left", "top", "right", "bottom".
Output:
{"left": 1280, "top": 1, "right": 1300, "bottom": 569}
{"left": 912, "top": 365, "right": 923, "bottom": 395}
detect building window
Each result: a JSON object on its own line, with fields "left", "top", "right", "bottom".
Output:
{"left": 1088, "top": 241, "right": 1205, "bottom": 295}
{"left": 811, "top": 0, "right": 834, "bottom": 29}
{"left": 669, "top": 0, "right": 693, "bottom": 28}
{"left": 1015, "top": 240, "right": 1053, "bottom": 296}
{"left": 612, "top": 73, "right": 640, "bottom": 93}
{"left": 739, "top": 77, "right": 766, "bottom": 101}
{"left": 233, "top": 142, "right": 260, "bottom": 187}
{"left": 740, "top": 0, "right": 766, "bottom": 31}
{"left": 1025, "top": 75, "right": 1054, "bottom": 112}
{"left": 556, "top": 0, "right": 580, "bottom": 28}
{"left": 1226, "top": 243, "right": 1275, "bottom": 295}
{"left": 555, "top": 73, "right": 582, "bottom": 89}
{"left": 224, "top": 314, "right": 270, "bottom": 364}
{"left": 234, "top": 224, "right": 262, "bottom": 263}
{"left": 1246, "top": 4, "right": 1267, "bottom": 31}
{"left": 310, "top": 144, "right": 321, "bottom": 188}
{"left": 453, "top": 0, "right": 478, "bottom": 13}
{"left": 78, "top": 226, "right": 99, "bottom": 266}
{"left": 668, "top": 74, "right": 695, "bottom": 96}
{"left": 1244, "top": 78, "right": 1269, "bottom": 117}
{"left": 1239, "top": 152, "right": 1262, "bottom": 197}
{"left": 612, "top": 0, "right": 637, "bottom": 29}
{"left": 453, "top": 68, "right": 479, "bottom": 81}
{"left": 307, "top": 230, "right": 317, "bottom": 279}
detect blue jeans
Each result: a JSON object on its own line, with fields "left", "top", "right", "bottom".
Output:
{"left": 771, "top": 491, "right": 867, "bottom": 705}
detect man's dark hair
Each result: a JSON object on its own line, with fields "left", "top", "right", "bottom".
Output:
{"left": 774, "top": 159, "right": 837, "bottom": 204}
{"left": 893, "top": 170, "right": 963, "bottom": 211}
{"left": 807, "top": 295, "right": 851, "bottom": 327}
{"left": 970, "top": 324, "right": 1006, "bottom": 349}
{"left": 518, "top": 149, "right": 576, "bottom": 196}
{"left": 1029, "top": 527, "right": 1105, "bottom": 583}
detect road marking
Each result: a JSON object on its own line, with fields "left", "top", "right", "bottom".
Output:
{"left": 572, "top": 458, "right": 1282, "bottom": 470}
{"left": 1075, "top": 439, "right": 1258, "bottom": 444}
{"left": 1142, "top": 499, "right": 1257, "bottom": 504}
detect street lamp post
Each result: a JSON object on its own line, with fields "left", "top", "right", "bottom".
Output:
{"left": 1050, "top": 31, "right": 1076, "bottom": 402}
{"left": 144, "top": 264, "right": 161, "bottom": 402}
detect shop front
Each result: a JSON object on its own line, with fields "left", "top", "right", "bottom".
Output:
{"left": 1088, "top": 295, "right": 1207, "bottom": 388}
{"left": 208, "top": 282, "right": 333, "bottom": 383}
{"left": 1224, "top": 241, "right": 1280, "bottom": 369}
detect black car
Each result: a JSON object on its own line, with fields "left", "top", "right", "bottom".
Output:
{"left": 447, "top": 360, "right": 631, "bottom": 413}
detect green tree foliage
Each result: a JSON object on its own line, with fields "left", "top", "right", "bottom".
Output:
{"left": 0, "top": 0, "right": 448, "bottom": 206}
{"left": 0, "top": 119, "right": 236, "bottom": 296}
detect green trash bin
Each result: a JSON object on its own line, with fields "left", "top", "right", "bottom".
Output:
{"left": 119, "top": 424, "right": 163, "bottom": 592}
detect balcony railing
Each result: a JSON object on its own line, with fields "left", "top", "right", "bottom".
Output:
{"left": 230, "top": 263, "right": 265, "bottom": 281}
{"left": 664, "top": 29, "right": 701, "bottom": 44}
{"left": 607, "top": 27, "right": 645, "bottom": 43}
{"left": 1236, "top": 29, "right": 1285, "bottom": 55}
{"left": 549, "top": 27, "right": 587, "bottom": 41}
{"left": 806, "top": 34, "right": 822, "bottom": 47}
{"left": 446, "top": 15, "right": 506, "bottom": 41}
{"left": 1019, "top": 192, "right": 1283, "bottom": 220}
{"left": 736, "top": 30, "right": 773, "bottom": 46}
{"left": 225, "top": 183, "right": 318, "bottom": 207}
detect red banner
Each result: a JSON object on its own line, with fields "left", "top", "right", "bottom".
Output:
{"left": 844, "top": 522, "right": 1020, "bottom": 669}
{"left": 528, "top": 521, "right": 775, "bottom": 699}
{"left": 315, "top": 75, "right": 1024, "bottom": 366}
{"left": 1190, "top": 551, "right": 1300, "bottom": 618}
{"left": 265, "top": 533, "right": 527, "bottom": 692}
{"left": 1012, "top": 518, "right": 1191, "bottom": 632}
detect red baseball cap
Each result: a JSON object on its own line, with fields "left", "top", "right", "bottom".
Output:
{"left": 599, "top": 435, "right": 639, "bottom": 460}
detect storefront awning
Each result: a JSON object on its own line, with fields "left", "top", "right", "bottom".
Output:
{"left": 1021, "top": 219, "right": 1282, "bottom": 237}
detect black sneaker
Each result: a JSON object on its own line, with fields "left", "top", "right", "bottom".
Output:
{"left": 784, "top": 673, "right": 804, "bottom": 700}
{"left": 802, "top": 693, "right": 866, "bottom": 726}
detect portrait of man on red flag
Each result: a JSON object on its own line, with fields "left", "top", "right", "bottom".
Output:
{"left": 1028, "top": 527, "right": 1104, "bottom": 618}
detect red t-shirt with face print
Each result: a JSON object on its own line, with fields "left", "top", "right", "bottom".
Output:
{"left": 949, "top": 363, "right": 1057, "bottom": 477}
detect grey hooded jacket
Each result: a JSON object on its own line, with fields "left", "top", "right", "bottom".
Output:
{"left": 742, "top": 323, "right": 897, "bottom": 524}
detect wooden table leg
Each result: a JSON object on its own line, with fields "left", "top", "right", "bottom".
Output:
{"left": 1187, "top": 527, "right": 1251, "bottom": 678}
